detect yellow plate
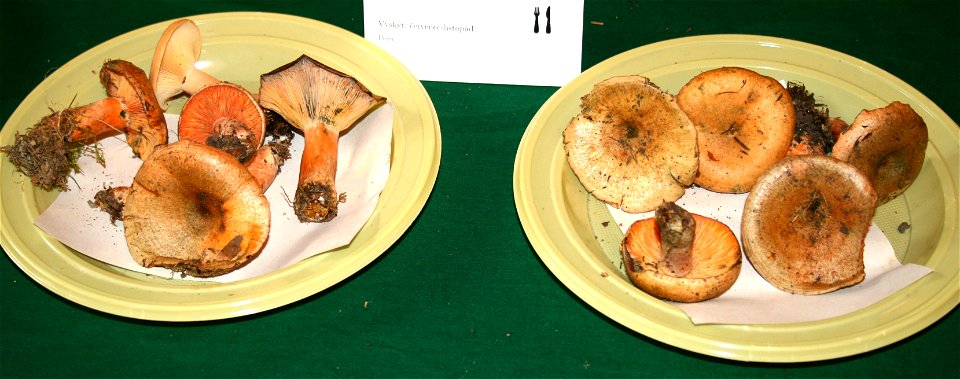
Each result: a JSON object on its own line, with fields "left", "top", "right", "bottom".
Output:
{"left": 514, "top": 35, "right": 958, "bottom": 362}
{"left": 0, "top": 12, "right": 441, "bottom": 321}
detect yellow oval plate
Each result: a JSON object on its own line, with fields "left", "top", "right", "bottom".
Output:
{"left": 514, "top": 35, "right": 958, "bottom": 362}
{"left": 0, "top": 12, "right": 441, "bottom": 321}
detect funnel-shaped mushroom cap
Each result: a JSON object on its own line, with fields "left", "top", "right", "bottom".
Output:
{"left": 257, "top": 54, "right": 386, "bottom": 134}
{"left": 622, "top": 212, "right": 742, "bottom": 303}
{"left": 100, "top": 59, "right": 168, "bottom": 159}
{"left": 832, "top": 101, "right": 927, "bottom": 205}
{"left": 179, "top": 82, "right": 266, "bottom": 162}
{"left": 150, "top": 19, "right": 219, "bottom": 110}
{"left": 677, "top": 67, "right": 795, "bottom": 193}
{"left": 742, "top": 155, "right": 877, "bottom": 295}
{"left": 563, "top": 76, "right": 699, "bottom": 213}
{"left": 123, "top": 140, "right": 271, "bottom": 278}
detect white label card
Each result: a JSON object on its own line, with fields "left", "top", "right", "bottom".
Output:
{"left": 363, "top": 0, "right": 584, "bottom": 87}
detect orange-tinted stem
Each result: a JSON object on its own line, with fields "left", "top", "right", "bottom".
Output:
{"left": 66, "top": 97, "right": 128, "bottom": 142}
{"left": 294, "top": 124, "right": 340, "bottom": 222}
{"left": 244, "top": 146, "right": 280, "bottom": 193}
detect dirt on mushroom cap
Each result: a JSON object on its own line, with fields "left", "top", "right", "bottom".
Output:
{"left": 123, "top": 140, "right": 270, "bottom": 278}
{"left": 741, "top": 154, "right": 877, "bottom": 295}
{"left": 563, "top": 75, "right": 699, "bottom": 213}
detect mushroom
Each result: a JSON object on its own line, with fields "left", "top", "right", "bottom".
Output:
{"left": 100, "top": 59, "right": 168, "bottom": 159}
{"left": 122, "top": 140, "right": 271, "bottom": 278}
{"left": 178, "top": 82, "right": 265, "bottom": 163}
{"left": 149, "top": 18, "right": 220, "bottom": 110}
{"left": 621, "top": 202, "right": 742, "bottom": 303}
{"left": 676, "top": 67, "right": 795, "bottom": 193}
{"left": 257, "top": 54, "right": 386, "bottom": 222}
{"left": 1, "top": 60, "right": 166, "bottom": 191}
{"left": 563, "top": 75, "right": 699, "bottom": 213}
{"left": 785, "top": 81, "right": 834, "bottom": 156}
{"left": 742, "top": 155, "right": 877, "bottom": 295}
{"left": 831, "top": 101, "right": 928, "bottom": 205}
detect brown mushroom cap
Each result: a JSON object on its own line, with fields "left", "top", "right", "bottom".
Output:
{"left": 676, "top": 67, "right": 795, "bottom": 193}
{"left": 742, "top": 155, "right": 877, "bottom": 295}
{"left": 622, "top": 212, "right": 742, "bottom": 303}
{"left": 123, "top": 140, "right": 271, "bottom": 278}
{"left": 149, "top": 18, "right": 220, "bottom": 110}
{"left": 100, "top": 59, "right": 168, "bottom": 159}
{"left": 563, "top": 75, "right": 699, "bottom": 213}
{"left": 178, "top": 82, "right": 266, "bottom": 163}
{"left": 831, "top": 101, "right": 928, "bottom": 205}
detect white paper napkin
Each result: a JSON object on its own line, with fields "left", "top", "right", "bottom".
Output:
{"left": 608, "top": 187, "right": 933, "bottom": 325}
{"left": 34, "top": 104, "right": 394, "bottom": 282}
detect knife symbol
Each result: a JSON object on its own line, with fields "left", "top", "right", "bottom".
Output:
{"left": 546, "top": 6, "right": 552, "bottom": 34}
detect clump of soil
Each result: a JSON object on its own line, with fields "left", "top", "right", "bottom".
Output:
{"left": 264, "top": 109, "right": 296, "bottom": 165}
{"left": 788, "top": 82, "right": 834, "bottom": 154}
{"left": 89, "top": 186, "right": 129, "bottom": 225}
{"left": 1, "top": 108, "right": 103, "bottom": 191}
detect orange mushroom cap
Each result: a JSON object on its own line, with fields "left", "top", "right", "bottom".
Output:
{"left": 99, "top": 59, "right": 168, "bottom": 159}
{"left": 178, "top": 82, "right": 266, "bottom": 163}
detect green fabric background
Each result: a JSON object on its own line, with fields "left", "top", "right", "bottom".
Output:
{"left": 1, "top": 0, "right": 957, "bottom": 377}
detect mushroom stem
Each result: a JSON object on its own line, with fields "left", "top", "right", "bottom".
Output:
{"left": 245, "top": 145, "right": 281, "bottom": 192}
{"left": 65, "top": 97, "right": 129, "bottom": 142}
{"left": 295, "top": 124, "right": 341, "bottom": 222}
{"left": 655, "top": 202, "right": 695, "bottom": 277}
{"left": 182, "top": 68, "right": 220, "bottom": 96}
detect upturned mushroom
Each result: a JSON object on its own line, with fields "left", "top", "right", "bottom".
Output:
{"left": 563, "top": 76, "right": 699, "bottom": 213}
{"left": 149, "top": 18, "right": 221, "bottom": 110}
{"left": 178, "top": 82, "right": 266, "bottom": 163}
{"left": 2, "top": 60, "right": 167, "bottom": 191}
{"left": 122, "top": 140, "right": 271, "bottom": 278}
{"left": 831, "top": 101, "right": 928, "bottom": 205}
{"left": 257, "top": 54, "right": 386, "bottom": 222}
{"left": 676, "top": 67, "right": 795, "bottom": 193}
{"left": 621, "top": 202, "right": 742, "bottom": 303}
{"left": 742, "top": 155, "right": 877, "bottom": 295}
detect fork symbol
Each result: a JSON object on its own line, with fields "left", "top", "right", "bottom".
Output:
{"left": 534, "top": 7, "right": 540, "bottom": 33}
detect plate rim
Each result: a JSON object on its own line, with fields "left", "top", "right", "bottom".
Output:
{"left": 0, "top": 11, "right": 442, "bottom": 322}
{"left": 514, "top": 33, "right": 959, "bottom": 362}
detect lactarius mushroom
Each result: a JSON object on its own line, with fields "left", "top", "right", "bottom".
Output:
{"left": 742, "top": 155, "right": 877, "bottom": 295}
{"left": 563, "top": 76, "right": 699, "bottom": 213}
{"left": 786, "top": 82, "right": 834, "bottom": 156}
{"left": 1, "top": 60, "right": 166, "bottom": 190}
{"left": 831, "top": 101, "right": 927, "bottom": 205}
{"left": 178, "top": 82, "right": 266, "bottom": 163}
{"left": 621, "top": 202, "right": 741, "bottom": 303}
{"left": 149, "top": 18, "right": 220, "bottom": 110}
{"left": 258, "top": 55, "right": 386, "bottom": 222}
{"left": 123, "top": 140, "right": 271, "bottom": 278}
{"left": 676, "top": 67, "right": 795, "bottom": 193}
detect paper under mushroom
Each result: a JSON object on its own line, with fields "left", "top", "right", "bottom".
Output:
{"left": 122, "top": 140, "right": 271, "bottom": 278}
{"left": 257, "top": 54, "right": 386, "bottom": 223}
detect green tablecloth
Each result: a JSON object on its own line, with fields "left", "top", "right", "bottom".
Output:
{"left": 2, "top": 0, "right": 957, "bottom": 376}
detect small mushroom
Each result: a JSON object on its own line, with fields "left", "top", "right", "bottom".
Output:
{"left": 100, "top": 59, "right": 168, "bottom": 159}
{"left": 149, "top": 18, "right": 220, "bottom": 110}
{"left": 831, "top": 101, "right": 928, "bottom": 205}
{"left": 676, "top": 67, "right": 795, "bottom": 193}
{"left": 563, "top": 75, "right": 699, "bottom": 213}
{"left": 742, "top": 155, "right": 877, "bottom": 295}
{"left": 621, "top": 202, "right": 742, "bottom": 303}
{"left": 122, "top": 140, "right": 271, "bottom": 278}
{"left": 178, "top": 82, "right": 266, "bottom": 163}
{"left": 258, "top": 54, "right": 386, "bottom": 222}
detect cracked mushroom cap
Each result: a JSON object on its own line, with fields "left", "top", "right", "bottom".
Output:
{"left": 742, "top": 155, "right": 877, "bottom": 295}
{"left": 563, "top": 76, "right": 699, "bottom": 213}
{"left": 149, "top": 18, "right": 219, "bottom": 110}
{"left": 123, "top": 140, "right": 271, "bottom": 278}
{"left": 676, "top": 67, "right": 795, "bottom": 193}
{"left": 831, "top": 101, "right": 928, "bottom": 205}
{"left": 178, "top": 82, "right": 266, "bottom": 163}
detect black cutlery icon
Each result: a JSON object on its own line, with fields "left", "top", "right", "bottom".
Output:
{"left": 546, "top": 6, "right": 551, "bottom": 34}
{"left": 534, "top": 7, "right": 540, "bottom": 33}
